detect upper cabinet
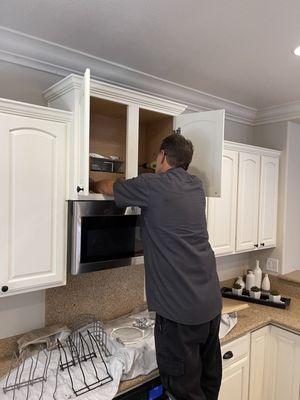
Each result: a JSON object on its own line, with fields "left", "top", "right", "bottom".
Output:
{"left": 208, "top": 142, "right": 280, "bottom": 257}
{"left": 0, "top": 99, "right": 71, "bottom": 296}
{"left": 207, "top": 149, "right": 238, "bottom": 255}
{"left": 236, "top": 152, "right": 261, "bottom": 252}
{"left": 44, "top": 68, "right": 225, "bottom": 199}
{"left": 258, "top": 156, "right": 279, "bottom": 248}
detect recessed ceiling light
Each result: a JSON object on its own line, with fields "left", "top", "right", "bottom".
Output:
{"left": 293, "top": 46, "right": 300, "bottom": 56}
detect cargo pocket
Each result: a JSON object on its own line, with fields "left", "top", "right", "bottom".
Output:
{"left": 156, "top": 353, "right": 185, "bottom": 377}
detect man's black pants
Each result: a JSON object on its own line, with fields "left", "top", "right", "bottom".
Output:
{"left": 154, "top": 314, "right": 222, "bottom": 400}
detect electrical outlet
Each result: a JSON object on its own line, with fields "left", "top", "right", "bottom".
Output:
{"left": 266, "top": 258, "right": 279, "bottom": 273}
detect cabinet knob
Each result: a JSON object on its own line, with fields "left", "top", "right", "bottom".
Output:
{"left": 254, "top": 244, "right": 259, "bottom": 248}
{"left": 1, "top": 286, "right": 8, "bottom": 293}
{"left": 223, "top": 351, "right": 233, "bottom": 360}
{"left": 260, "top": 243, "right": 265, "bottom": 247}
{"left": 77, "top": 186, "right": 84, "bottom": 193}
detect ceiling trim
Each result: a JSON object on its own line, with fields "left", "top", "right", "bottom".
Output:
{"left": 0, "top": 26, "right": 257, "bottom": 125}
{"left": 254, "top": 101, "right": 300, "bottom": 126}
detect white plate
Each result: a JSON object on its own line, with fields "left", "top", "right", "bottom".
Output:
{"left": 111, "top": 326, "right": 144, "bottom": 345}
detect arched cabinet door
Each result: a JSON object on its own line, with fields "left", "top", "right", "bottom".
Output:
{"left": 236, "top": 152, "right": 260, "bottom": 252}
{"left": 174, "top": 109, "right": 225, "bottom": 197}
{"left": 207, "top": 150, "right": 238, "bottom": 256}
{"left": 0, "top": 106, "right": 70, "bottom": 296}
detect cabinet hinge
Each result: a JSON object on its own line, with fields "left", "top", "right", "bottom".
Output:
{"left": 173, "top": 128, "right": 181, "bottom": 135}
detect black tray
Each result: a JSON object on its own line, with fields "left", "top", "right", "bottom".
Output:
{"left": 221, "top": 287, "right": 291, "bottom": 309}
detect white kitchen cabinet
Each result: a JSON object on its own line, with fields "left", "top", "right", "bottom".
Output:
{"left": 236, "top": 151, "right": 261, "bottom": 252}
{"left": 219, "top": 334, "right": 250, "bottom": 400}
{"left": 207, "top": 149, "right": 238, "bottom": 255}
{"left": 44, "top": 69, "right": 225, "bottom": 199}
{"left": 258, "top": 156, "right": 279, "bottom": 248}
{"left": 249, "top": 326, "right": 270, "bottom": 400}
{"left": 0, "top": 99, "right": 71, "bottom": 296}
{"left": 268, "top": 326, "right": 300, "bottom": 400}
{"left": 223, "top": 142, "right": 280, "bottom": 254}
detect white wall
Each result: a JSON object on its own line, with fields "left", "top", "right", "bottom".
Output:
{"left": 0, "top": 61, "right": 254, "bottom": 338}
{"left": 283, "top": 122, "right": 300, "bottom": 273}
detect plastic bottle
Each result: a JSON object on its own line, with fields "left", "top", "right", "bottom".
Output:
{"left": 253, "top": 260, "right": 262, "bottom": 288}
{"left": 262, "top": 273, "right": 271, "bottom": 292}
{"left": 246, "top": 270, "right": 255, "bottom": 291}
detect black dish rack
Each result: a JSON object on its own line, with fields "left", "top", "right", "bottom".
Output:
{"left": 221, "top": 287, "right": 291, "bottom": 309}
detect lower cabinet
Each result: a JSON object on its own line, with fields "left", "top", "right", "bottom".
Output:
{"left": 220, "top": 326, "right": 300, "bottom": 400}
{"left": 267, "top": 326, "right": 300, "bottom": 400}
{"left": 219, "top": 334, "right": 250, "bottom": 400}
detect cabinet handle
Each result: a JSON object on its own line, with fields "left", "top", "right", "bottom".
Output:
{"left": 223, "top": 351, "right": 233, "bottom": 360}
{"left": 260, "top": 243, "right": 265, "bottom": 247}
{"left": 1, "top": 286, "right": 8, "bottom": 293}
{"left": 77, "top": 186, "right": 84, "bottom": 193}
{"left": 254, "top": 244, "right": 259, "bottom": 248}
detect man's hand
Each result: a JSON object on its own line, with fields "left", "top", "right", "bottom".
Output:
{"left": 89, "top": 177, "right": 125, "bottom": 196}
{"left": 89, "top": 178, "right": 115, "bottom": 196}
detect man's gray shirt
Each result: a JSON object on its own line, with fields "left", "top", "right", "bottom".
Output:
{"left": 114, "top": 167, "right": 222, "bottom": 325}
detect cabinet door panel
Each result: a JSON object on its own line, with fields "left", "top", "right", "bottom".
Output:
{"left": 249, "top": 326, "right": 270, "bottom": 400}
{"left": 269, "top": 326, "right": 300, "bottom": 400}
{"left": 0, "top": 114, "right": 67, "bottom": 295}
{"left": 174, "top": 109, "right": 224, "bottom": 197}
{"left": 258, "top": 156, "right": 279, "bottom": 248}
{"left": 219, "top": 356, "right": 249, "bottom": 400}
{"left": 77, "top": 67, "right": 90, "bottom": 196}
{"left": 207, "top": 150, "right": 238, "bottom": 255}
{"left": 236, "top": 152, "right": 260, "bottom": 252}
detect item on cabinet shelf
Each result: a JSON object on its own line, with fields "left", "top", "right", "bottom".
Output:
{"left": 57, "top": 328, "right": 113, "bottom": 396}
{"left": 232, "top": 282, "right": 243, "bottom": 296}
{"left": 253, "top": 260, "right": 262, "bottom": 288}
{"left": 71, "top": 315, "right": 111, "bottom": 357}
{"left": 250, "top": 286, "right": 261, "bottom": 300}
{"left": 235, "top": 276, "right": 245, "bottom": 290}
{"left": 261, "top": 273, "right": 271, "bottom": 292}
{"left": 90, "top": 154, "right": 124, "bottom": 173}
{"left": 110, "top": 326, "right": 145, "bottom": 345}
{"left": 246, "top": 271, "right": 256, "bottom": 291}
{"left": 2, "top": 347, "right": 58, "bottom": 400}
{"left": 221, "top": 287, "right": 291, "bottom": 309}
{"left": 17, "top": 324, "right": 71, "bottom": 355}
{"left": 269, "top": 290, "right": 282, "bottom": 303}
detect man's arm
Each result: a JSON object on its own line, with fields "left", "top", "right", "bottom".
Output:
{"left": 90, "top": 175, "right": 150, "bottom": 208}
{"left": 89, "top": 178, "right": 124, "bottom": 196}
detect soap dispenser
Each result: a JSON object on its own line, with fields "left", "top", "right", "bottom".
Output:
{"left": 254, "top": 260, "right": 262, "bottom": 288}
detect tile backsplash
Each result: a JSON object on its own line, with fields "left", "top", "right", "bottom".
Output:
{"left": 45, "top": 264, "right": 145, "bottom": 327}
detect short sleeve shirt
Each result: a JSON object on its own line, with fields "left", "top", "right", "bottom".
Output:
{"left": 113, "top": 167, "right": 222, "bottom": 325}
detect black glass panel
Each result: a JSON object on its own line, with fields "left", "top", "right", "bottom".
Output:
{"left": 80, "top": 215, "right": 143, "bottom": 263}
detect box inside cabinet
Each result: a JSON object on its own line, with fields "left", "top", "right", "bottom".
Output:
{"left": 89, "top": 97, "right": 127, "bottom": 186}
{"left": 138, "top": 109, "right": 173, "bottom": 174}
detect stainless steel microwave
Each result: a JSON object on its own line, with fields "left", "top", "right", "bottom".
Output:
{"left": 68, "top": 201, "right": 143, "bottom": 275}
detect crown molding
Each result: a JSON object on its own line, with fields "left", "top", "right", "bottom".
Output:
{"left": 0, "top": 26, "right": 257, "bottom": 125}
{"left": 254, "top": 101, "right": 300, "bottom": 126}
{"left": 0, "top": 97, "right": 72, "bottom": 122}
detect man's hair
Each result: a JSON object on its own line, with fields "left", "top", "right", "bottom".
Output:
{"left": 160, "top": 133, "right": 194, "bottom": 170}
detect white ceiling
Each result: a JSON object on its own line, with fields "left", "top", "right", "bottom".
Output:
{"left": 1, "top": 0, "right": 300, "bottom": 109}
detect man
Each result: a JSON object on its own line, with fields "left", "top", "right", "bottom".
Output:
{"left": 91, "top": 133, "right": 222, "bottom": 400}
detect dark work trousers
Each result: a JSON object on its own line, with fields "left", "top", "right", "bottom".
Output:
{"left": 154, "top": 313, "right": 222, "bottom": 400}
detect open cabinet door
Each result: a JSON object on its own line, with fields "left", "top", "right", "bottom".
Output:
{"left": 77, "top": 68, "right": 90, "bottom": 196}
{"left": 174, "top": 109, "right": 224, "bottom": 197}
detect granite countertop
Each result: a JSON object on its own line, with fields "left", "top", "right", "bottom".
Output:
{"left": 1, "top": 278, "right": 300, "bottom": 397}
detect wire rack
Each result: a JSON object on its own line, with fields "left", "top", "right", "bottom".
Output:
{"left": 2, "top": 316, "right": 113, "bottom": 399}
{"left": 2, "top": 347, "right": 60, "bottom": 400}
{"left": 57, "top": 328, "right": 113, "bottom": 396}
